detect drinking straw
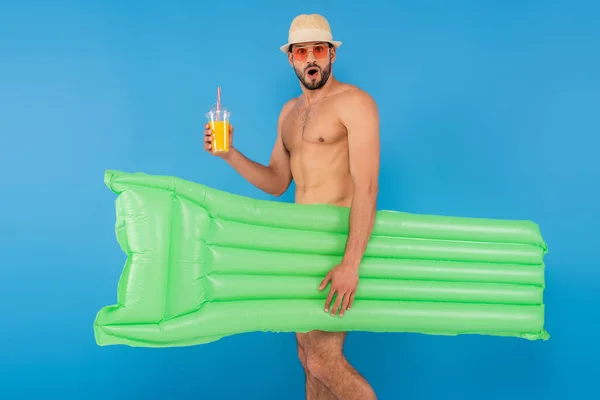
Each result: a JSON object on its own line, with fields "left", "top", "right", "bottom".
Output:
{"left": 217, "top": 86, "right": 221, "bottom": 111}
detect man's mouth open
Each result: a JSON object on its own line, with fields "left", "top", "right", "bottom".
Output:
{"left": 306, "top": 67, "right": 319, "bottom": 78}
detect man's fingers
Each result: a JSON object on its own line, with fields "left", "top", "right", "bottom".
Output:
{"left": 347, "top": 292, "right": 355, "bottom": 310}
{"left": 330, "top": 292, "right": 344, "bottom": 317}
{"left": 318, "top": 273, "right": 331, "bottom": 291}
{"left": 340, "top": 292, "right": 351, "bottom": 317}
{"left": 204, "top": 125, "right": 212, "bottom": 150}
{"left": 324, "top": 288, "right": 336, "bottom": 313}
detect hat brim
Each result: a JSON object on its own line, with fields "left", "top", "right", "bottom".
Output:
{"left": 280, "top": 40, "right": 342, "bottom": 53}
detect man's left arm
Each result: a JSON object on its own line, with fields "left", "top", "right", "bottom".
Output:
{"left": 342, "top": 90, "right": 380, "bottom": 269}
{"left": 319, "top": 90, "right": 380, "bottom": 316}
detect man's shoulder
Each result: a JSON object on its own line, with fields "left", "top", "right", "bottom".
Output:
{"left": 337, "top": 84, "right": 375, "bottom": 104}
{"left": 277, "top": 97, "right": 299, "bottom": 122}
{"left": 281, "top": 97, "right": 299, "bottom": 113}
{"left": 334, "top": 84, "right": 377, "bottom": 117}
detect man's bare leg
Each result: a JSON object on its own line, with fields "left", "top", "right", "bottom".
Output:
{"left": 297, "top": 332, "right": 337, "bottom": 400}
{"left": 296, "top": 331, "right": 377, "bottom": 400}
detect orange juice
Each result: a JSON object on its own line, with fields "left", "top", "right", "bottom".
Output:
{"left": 210, "top": 120, "right": 229, "bottom": 153}
{"left": 206, "top": 103, "right": 231, "bottom": 154}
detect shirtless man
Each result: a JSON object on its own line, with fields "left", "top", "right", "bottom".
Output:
{"left": 203, "top": 14, "right": 379, "bottom": 400}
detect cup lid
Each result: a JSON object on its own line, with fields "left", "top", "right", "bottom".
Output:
{"left": 207, "top": 103, "right": 229, "bottom": 112}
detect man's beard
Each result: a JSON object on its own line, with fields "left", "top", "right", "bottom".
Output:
{"left": 294, "top": 62, "right": 332, "bottom": 90}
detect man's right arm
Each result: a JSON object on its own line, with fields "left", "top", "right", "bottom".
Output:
{"left": 219, "top": 100, "right": 294, "bottom": 197}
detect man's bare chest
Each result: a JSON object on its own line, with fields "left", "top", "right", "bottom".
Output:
{"left": 281, "top": 102, "right": 347, "bottom": 150}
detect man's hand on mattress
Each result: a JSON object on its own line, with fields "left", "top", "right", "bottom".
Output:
{"left": 318, "top": 262, "right": 359, "bottom": 318}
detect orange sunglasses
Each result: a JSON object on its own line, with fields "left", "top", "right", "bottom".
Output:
{"left": 291, "top": 44, "right": 330, "bottom": 62}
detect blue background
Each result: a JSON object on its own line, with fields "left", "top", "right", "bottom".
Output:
{"left": 1, "top": 0, "right": 598, "bottom": 398}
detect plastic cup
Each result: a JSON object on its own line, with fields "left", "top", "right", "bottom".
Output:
{"left": 206, "top": 104, "right": 231, "bottom": 154}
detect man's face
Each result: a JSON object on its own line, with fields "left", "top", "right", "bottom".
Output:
{"left": 288, "top": 42, "right": 335, "bottom": 90}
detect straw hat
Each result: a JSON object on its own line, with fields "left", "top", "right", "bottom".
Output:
{"left": 280, "top": 14, "right": 342, "bottom": 53}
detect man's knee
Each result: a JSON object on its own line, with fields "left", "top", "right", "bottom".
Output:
{"left": 302, "top": 331, "right": 346, "bottom": 380}
{"left": 305, "top": 346, "right": 342, "bottom": 381}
